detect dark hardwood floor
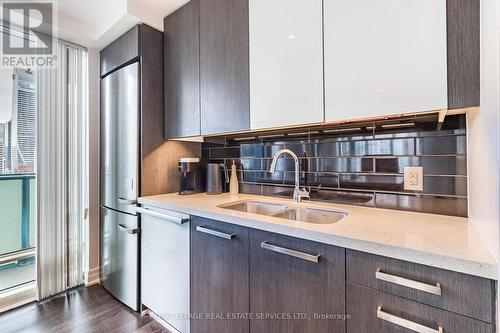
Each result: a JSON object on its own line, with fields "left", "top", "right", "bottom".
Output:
{"left": 0, "top": 285, "right": 170, "bottom": 333}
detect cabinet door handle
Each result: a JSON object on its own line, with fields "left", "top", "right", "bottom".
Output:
{"left": 135, "top": 207, "right": 190, "bottom": 225}
{"left": 196, "top": 225, "right": 235, "bottom": 240}
{"left": 118, "top": 224, "right": 140, "bottom": 234}
{"left": 261, "top": 241, "right": 320, "bottom": 263}
{"left": 377, "top": 306, "right": 443, "bottom": 333}
{"left": 376, "top": 269, "right": 442, "bottom": 296}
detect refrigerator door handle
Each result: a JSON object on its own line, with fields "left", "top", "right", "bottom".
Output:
{"left": 118, "top": 224, "right": 140, "bottom": 234}
{"left": 118, "top": 197, "right": 137, "bottom": 205}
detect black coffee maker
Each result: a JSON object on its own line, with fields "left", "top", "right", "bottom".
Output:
{"left": 178, "top": 158, "right": 204, "bottom": 195}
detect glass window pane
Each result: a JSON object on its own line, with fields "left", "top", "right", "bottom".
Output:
{"left": 0, "top": 66, "right": 37, "bottom": 292}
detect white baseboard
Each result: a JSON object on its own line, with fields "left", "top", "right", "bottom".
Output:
{"left": 0, "top": 282, "right": 37, "bottom": 313}
{"left": 84, "top": 266, "right": 100, "bottom": 287}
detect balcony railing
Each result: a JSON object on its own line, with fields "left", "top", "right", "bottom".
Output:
{"left": 0, "top": 173, "right": 36, "bottom": 292}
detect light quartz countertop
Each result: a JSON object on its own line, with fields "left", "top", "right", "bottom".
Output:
{"left": 138, "top": 193, "right": 498, "bottom": 280}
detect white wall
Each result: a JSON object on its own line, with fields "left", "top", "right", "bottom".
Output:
{"left": 467, "top": 1, "right": 500, "bottom": 326}
{"left": 85, "top": 48, "right": 100, "bottom": 285}
{"left": 468, "top": 0, "right": 500, "bottom": 262}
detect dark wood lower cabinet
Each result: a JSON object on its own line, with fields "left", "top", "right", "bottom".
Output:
{"left": 249, "top": 229, "right": 346, "bottom": 333}
{"left": 346, "top": 249, "right": 495, "bottom": 323}
{"left": 190, "top": 216, "right": 250, "bottom": 333}
{"left": 347, "top": 282, "right": 493, "bottom": 333}
{"left": 189, "top": 216, "right": 495, "bottom": 333}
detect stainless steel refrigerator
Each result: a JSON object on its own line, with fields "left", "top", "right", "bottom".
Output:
{"left": 100, "top": 60, "right": 140, "bottom": 311}
{"left": 99, "top": 23, "right": 164, "bottom": 313}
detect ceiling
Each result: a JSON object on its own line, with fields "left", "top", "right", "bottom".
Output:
{"left": 58, "top": 0, "right": 124, "bottom": 30}
{"left": 55, "top": 0, "right": 189, "bottom": 48}
{"left": 137, "top": 0, "right": 190, "bottom": 13}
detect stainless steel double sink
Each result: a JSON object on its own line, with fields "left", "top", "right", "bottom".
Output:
{"left": 218, "top": 200, "right": 347, "bottom": 224}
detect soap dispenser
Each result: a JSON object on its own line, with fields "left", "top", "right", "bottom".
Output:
{"left": 229, "top": 160, "right": 239, "bottom": 195}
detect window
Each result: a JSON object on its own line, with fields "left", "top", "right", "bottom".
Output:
{"left": 0, "top": 66, "right": 37, "bottom": 293}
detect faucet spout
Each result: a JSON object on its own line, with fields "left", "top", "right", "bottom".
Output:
{"left": 269, "top": 149, "right": 309, "bottom": 203}
{"left": 270, "top": 149, "right": 297, "bottom": 172}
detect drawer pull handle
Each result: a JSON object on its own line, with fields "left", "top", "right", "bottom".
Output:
{"left": 196, "top": 226, "right": 235, "bottom": 240}
{"left": 377, "top": 306, "right": 443, "bottom": 333}
{"left": 261, "top": 241, "right": 320, "bottom": 263}
{"left": 376, "top": 269, "right": 442, "bottom": 296}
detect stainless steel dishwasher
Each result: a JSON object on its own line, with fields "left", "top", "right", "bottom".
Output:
{"left": 136, "top": 205, "right": 190, "bottom": 333}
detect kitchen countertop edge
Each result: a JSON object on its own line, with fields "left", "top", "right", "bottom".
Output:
{"left": 138, "top": 193, "right": 498, "bottom": 280}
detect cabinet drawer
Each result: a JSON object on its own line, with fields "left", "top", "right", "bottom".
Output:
{"left": 346, "top": 250, "right": 495, "bottom": 323}
{"left": 347, "top": 283, "right": 493, "bottom": 333}
{"left": 250, "top": 230, "right": 346, "bottom": 333}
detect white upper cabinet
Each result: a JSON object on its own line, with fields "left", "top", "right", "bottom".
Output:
{"left": 324, "top": 0, "right": 448, "bottom": 122}
{"left": 249, "top": 0, "right": 324, "bottom": 130}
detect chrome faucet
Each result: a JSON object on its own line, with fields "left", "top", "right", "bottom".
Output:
{"left": 269, "top": 149, "right": 310, "bottom": 203}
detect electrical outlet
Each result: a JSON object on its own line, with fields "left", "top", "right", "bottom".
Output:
{"left": 404, "top": 167, "right": 423, "bottom": 191}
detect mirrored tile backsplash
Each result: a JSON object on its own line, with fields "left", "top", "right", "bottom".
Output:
{"left": 202, "top": 114, "right": 467, "bottom": 217}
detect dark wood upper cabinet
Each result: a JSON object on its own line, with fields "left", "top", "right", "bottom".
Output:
{"left": 140, "top": 25, "right": 165, "bottom": 158}
{"left": 100, "top": 26, "right": 139, "bottom": 77}
{"left": 249, "top": 229, "right": 346, "bottom": 333}
{"left": 199, "top": 0, "right": 250, "bottom": 135}
{"left": 164, "top": 0, "right": 201, "bottom": 139}
{"left": 447, "top": 0, "right": 480, "bottom": 109}
{"left": 190, "top": 216, "right": 250, "bottom": 333}
{"left": 163, "top": 0, "right": 249, "bottom": 138}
